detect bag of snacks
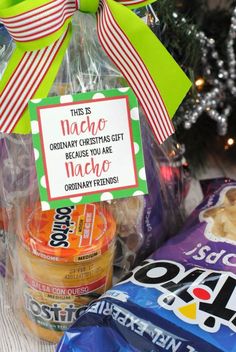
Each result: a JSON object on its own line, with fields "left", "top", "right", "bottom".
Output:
{"left": 57, "top": 181, "right": 236, "bottom": 352}
{"left": 0, "top": 8, "right": 189, "bottom": 344}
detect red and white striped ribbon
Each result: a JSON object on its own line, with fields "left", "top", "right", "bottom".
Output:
{"left": 0, "top": 0, "right": 76, "bottom": 42}
{"left": 0, "top": 0, "right": 173, "bottom": 141}
{"left": 0, "top": 30, "right": 68, "bottom": 133}
{"left": 97, "top": 0, "right": 174, "bottom": 142}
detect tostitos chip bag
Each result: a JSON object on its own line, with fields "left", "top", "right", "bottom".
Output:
{"left": 57, "top": 182, "right": 236, "bottom": 352}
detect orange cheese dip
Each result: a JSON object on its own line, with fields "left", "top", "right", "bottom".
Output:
{"left": 18, "top": 204, "right": 116, "bottom": 343}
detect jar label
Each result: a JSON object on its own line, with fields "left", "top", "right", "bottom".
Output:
{"left": 23, "top": 273, "right": 107, "bottom": 331}
{"left": 24, "top": 272, "right": 106, "bottom": 296}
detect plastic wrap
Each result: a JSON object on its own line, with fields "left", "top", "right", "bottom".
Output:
{"left": 0, "top": 13, "right": 188, "bottom": 343}
{"left": 0, "top": 207, "right": 6, "bottom": 277}
{"left": 0, "top": 27, "right": 13, "bottom": 278}
{"left": 57, "top": 181, "right": 236, "bottom": 352}
{"left": 0, "top": 25, "right": 13, "bottom": 80}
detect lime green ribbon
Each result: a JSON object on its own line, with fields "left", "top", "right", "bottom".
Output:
{"left": 0, "top": 0, "right": 191, "bottom": 139}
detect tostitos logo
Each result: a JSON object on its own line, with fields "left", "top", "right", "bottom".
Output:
{"left": 24, "top": 292, "right": 80, "bottom": 324}
{"left": 120, "top": 259, "right": 236, "bottom": 333}
{"left": 49, "top": 206, "right": 75, "bottom": 248}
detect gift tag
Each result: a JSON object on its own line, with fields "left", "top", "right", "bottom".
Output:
{"left": 29, "top": 88, "right": 148, "bottom": 211}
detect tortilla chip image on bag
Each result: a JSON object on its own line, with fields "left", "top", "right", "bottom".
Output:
{"left": 57, "top": 182, "right": 236, "bottom": 352}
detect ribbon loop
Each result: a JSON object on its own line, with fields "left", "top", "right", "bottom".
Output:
{"left": 0, "top": 0, "right": 76, "bottom": 51}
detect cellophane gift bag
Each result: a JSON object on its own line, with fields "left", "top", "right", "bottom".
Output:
{"left": 0, "top": 26, "right": 12, "bottom": 278}
{"left": 0, "top": 13, "right": 189, "bottom": 345}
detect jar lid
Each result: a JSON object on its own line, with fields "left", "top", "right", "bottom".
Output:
{"left": 21, "top": 204, "right": 116, "bottom": 262}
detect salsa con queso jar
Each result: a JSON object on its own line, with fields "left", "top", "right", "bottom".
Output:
{"left": 18, "top": 203, "right": 116, "bottom": 343}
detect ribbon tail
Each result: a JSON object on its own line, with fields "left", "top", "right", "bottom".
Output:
{"left": 97, "top": 0, "right": 191, "bottom": 144}
{"left": 0, "top": 26, "right": 72, "bottom": 134}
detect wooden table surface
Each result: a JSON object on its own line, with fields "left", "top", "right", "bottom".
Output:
{"left": 0, "top": 276, "right": 55, "bottom": 352}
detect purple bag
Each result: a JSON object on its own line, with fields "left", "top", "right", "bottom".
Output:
{"left": 57, "top": 182, "right": 236, "bottom": 352}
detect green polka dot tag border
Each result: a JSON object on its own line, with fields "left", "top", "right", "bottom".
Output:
{"left": 29, "top": 88, "right": 148, "bottom": 211}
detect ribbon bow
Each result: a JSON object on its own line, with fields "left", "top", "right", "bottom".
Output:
{"left": 0, "top": 0, "right": 191, "bottom": 143}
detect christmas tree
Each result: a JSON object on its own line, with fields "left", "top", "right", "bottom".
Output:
{"left": 147, "top": 0, "right": 236, "bottom": 173}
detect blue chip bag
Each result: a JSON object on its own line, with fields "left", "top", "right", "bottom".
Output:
{"left": 57, "top": 182, "right": 236, "bottom": 352}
